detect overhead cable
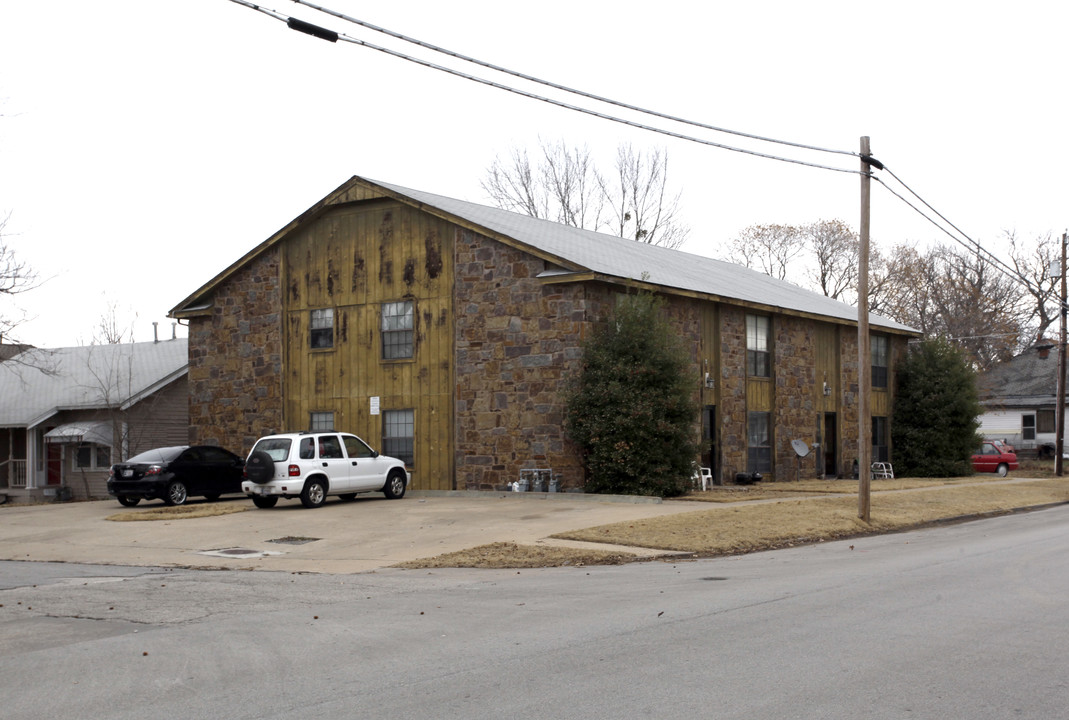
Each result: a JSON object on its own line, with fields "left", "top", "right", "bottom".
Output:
{"left": 225, "top": 0, "right": 862, "bottom": 175}
{"left": 289, "top": 0, "right": 858, "bottom": 159}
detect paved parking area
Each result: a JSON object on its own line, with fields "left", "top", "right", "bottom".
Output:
{"left": 0, "top": 492, "right": 705, "bottom": 574}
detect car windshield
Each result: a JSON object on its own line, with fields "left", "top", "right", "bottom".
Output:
{"left": 126, "top": 446, "right": 187, "bottom": 464}
{"left": 253, "top": 438, "right": 292, "bottom": 462}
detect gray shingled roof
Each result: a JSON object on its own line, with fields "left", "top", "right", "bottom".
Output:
{"left": 978, "top": 346, "right": 1062, "bottom": 406}
{"left": 0, "top": 339, "right": 188, "bottom": 427}
{"left": 371, "top": 178, "right": 917, "bottom": 333}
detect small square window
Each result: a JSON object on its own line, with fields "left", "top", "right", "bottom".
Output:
{"left": 310, "top": 412, "right": 334, "bottom": 432}
{"left": 382, "top": 301, "right": 414, "bottom": 360}
{"left": 310, "top": 309, "right": 334, "bottom": 349}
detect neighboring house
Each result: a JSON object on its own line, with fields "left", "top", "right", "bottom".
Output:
{"left": 0, "top": 339, "right": 188, "bottom": 502}
{"left": 169, "top": 176, "right": 916, "bottom": 490}
{"left": 978, "top": 342, "right": 1064, "bottom": 455}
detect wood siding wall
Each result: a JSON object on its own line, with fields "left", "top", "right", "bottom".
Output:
{"left": 281, "top": 200, "right": 455, "bottom": 490}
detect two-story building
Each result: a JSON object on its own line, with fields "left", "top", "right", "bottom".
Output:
{"left": 169, "top": 176, "right": 915, "bottom": 490}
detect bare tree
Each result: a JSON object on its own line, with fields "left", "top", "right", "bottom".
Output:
{"left": 599, "top": 144, "right": 688, "bottom": 249}
{"left": 723, "top": 223, "right": 806, "bottom": 282}
{"left": 804, "top": 219, "right": 859, "bottom": 301}
{"left": 0, "top": 213, "right": 38, "bottom": 344}
{"left": 482, "top": 139, "right": 688, "bottom": 248}
{"left": 873, "top": 243, "right": 1023, "bottom": 371}
{"left": 94, "top": 300, "right": 136, "bottom": 345}
{"left": 1005, "top": 230, "right": 1059, "bottom": 345}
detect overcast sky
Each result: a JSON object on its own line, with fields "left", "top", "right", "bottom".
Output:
{"left": 1, "top": 1, "right": 1066, "bottom": 348}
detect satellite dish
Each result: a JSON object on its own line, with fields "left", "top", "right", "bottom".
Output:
{"left": 791, "top": 439, "right": 811, "bottom": 458}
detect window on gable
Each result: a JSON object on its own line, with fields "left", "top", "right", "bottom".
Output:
{"left": 382, "top": 301, "right": 414, "bottom": 360}
{"left": 746, "top": 315, "right": 771, "bottom": 378}
{"left": 872, "top": 335, "right": 889, "bottom": 389}
{"left": 310, "top": 308, "right": 334, "bottom": 349}
{"left": 383, "top": 409, "right": 415, "bottom": 466}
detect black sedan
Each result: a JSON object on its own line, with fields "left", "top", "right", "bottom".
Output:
{"left": 107, "top": 445, "right": 245, "bottom": 507}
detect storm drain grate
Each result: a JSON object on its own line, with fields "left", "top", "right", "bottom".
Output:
{"left": 267, "top": 536, "right": 320, "bottom": 545}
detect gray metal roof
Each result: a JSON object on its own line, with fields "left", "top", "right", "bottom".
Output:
{"left": 0, "top": 339, "right": 188, "bottom": 428}
{"left": 372, "top": 178, "right": 917, "bottom": 333}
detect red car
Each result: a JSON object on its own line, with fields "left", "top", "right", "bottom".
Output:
{"left": 971, "top": 441, "right": 1019, "bottom": 477}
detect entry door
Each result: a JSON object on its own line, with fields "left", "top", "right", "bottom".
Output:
{"left": 822, "top": 413, "right": 838, "bottom": 478}
{"left": 701, "top": 406, "right": 717, "bottom": 483}
{"left": 47, "top": 443, "right": 62, "bottom": 486}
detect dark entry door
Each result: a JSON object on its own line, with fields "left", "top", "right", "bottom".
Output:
{"left": 822, "top": 413, "right": 838, "bottom": 478}
{"left": 702, "top": 406, "right": 717, "bottom": 483}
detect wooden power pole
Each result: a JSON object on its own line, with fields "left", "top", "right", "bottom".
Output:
{"left": 858, "top": 137, "right": 873, "bottom": 522}
{"left": 1056, "top": 232, "right": 1067, "bottom": 477}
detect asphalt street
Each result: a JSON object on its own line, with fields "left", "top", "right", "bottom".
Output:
{"left": 3, "top": 505, "right": 1068, "bottom": 719}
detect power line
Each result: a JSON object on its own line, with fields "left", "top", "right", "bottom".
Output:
{"left": 227, "top": 0, "right": 1039, "bottom": 305}
{"left": 289, "top": 0, "right": 858, "bottom": 160}
{"left": 224, "top": 0, "right": 862, "bottom": 175}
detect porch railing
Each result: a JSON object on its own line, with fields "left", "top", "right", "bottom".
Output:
{"left": 0, "top": 459, "right": 27, "bottom": 488}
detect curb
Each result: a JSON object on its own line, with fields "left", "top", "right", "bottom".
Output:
{"left": 407, "top": 490, "right": 664, "bottom": 504}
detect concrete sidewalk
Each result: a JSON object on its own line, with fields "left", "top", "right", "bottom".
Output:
{"left": 0, "top": 492, "right": 706, "bottom": 574}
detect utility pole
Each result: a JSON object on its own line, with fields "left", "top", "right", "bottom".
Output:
{"left": 858, "top": 137, "right": 874, "bottom": 522}
{"left": 1056, "top": 232, "right": 1067, "bottom": 476}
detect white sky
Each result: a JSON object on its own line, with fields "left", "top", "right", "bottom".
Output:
{"left": 1, "top": 0, "right": 1066, "bottom": 348}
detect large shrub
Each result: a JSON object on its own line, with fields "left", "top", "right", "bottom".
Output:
{"left": 892, "top": 337, "right": 982, "bottom": 477}
{"left": 563, "top": 292, "right": 698, "bottom": 497}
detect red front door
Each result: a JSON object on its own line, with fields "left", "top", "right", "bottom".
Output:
{"left": 47, "top": 443, "right": 62, "bottom": 486}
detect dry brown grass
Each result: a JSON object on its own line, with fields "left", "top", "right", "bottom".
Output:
{"left": 555, "top": 478, "right": 1069, "bottom": 555}
{"left": 391, "top": 541, "right": 637, "bottom": 569}
{"left": 107, "top": 503, "right": 249, "bottom": 522}
{"left": 398, "top": 477, "right": 1069, "bottom": 569}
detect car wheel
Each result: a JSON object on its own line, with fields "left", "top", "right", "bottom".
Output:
{"left": 164, "top": 481, "right": 188, "bottom": 506}
{"left": 997, "top": 463, "right": 1009, "bottom": 477}
{"left": 383, "top": 469, "right": 407, "bottom": 499}
{"left": 300, "top": 478, "right": 327, "bottom": 508}
{"left": 117, "top": 496, "right": 141, "bottom": 507}
{"left": 244, "top": 450, "right": 276, "bottom": 484}
{"left": 251, "top": 495, "right": 278, "bottom": 509}
{"left": 203, "top": 494, "right": 221, "bottom": 502}
{"left": 338, "top": 493, "right": 357, "bottom": 501}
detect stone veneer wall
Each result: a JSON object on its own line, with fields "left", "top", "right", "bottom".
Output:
{"left": 773, "top": 315, "right": 818, "bottom": 478}
{"left": 839, "top": 330, "right": 860, "bottom": 474}
{"left": 452, "top": 229, "right": 596, "bottom": 490}
{"left": 187, "top": 249, "right": 284, "bottom": 455}
{"left": 718, "top": 306, "right": 748, "bottom": 483}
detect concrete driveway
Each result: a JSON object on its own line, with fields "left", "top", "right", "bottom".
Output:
{"left": 0, "top": 491, "right": 705, "bottom": 574}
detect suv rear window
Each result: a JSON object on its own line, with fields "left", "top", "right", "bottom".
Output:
{"left": 253, "top": 438, "right": 292, "bottom": 462}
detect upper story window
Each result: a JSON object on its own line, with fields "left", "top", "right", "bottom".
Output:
{"left": 310, "top": 308, "right": 334, "bottom": 349}
{"left": 746, "top": 314, "right": 771, "bottom": 378}
{"left": 872, "top": 334, "right": 888, "bottom": 388}
{"left": 382, "top": 301, "right": 414, "bottom": 360}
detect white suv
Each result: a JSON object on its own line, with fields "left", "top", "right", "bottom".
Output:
{"left": 242, "top": 431, "right": 409, "bottom": 509}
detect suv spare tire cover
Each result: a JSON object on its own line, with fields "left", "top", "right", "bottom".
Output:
{"left": 244, "top": 450, "right": 277, "bottom": 484}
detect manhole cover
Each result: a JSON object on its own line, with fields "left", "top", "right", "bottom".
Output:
{"left": 198, "top": 548, "right": 282, "bottom": 559}
{"left": 267, "top": 536, "right": 320, "bottom": 545}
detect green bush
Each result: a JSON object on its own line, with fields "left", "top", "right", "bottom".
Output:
{"left": 892, "top": 337, "right": 982, "bottom": 477}
{"left": 563, "top": 292, "right": 698, "bottom": 497}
